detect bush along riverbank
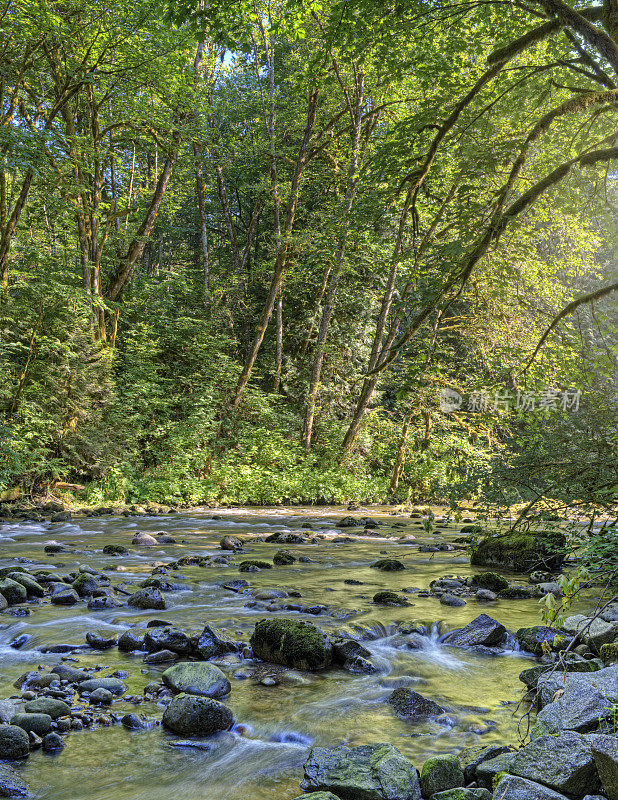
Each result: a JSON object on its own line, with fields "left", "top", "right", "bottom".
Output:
{"left": 0, "top": 510, "right": 616, "bottom": 800}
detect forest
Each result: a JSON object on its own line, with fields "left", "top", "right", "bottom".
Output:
{"left": 0, "top": 0, "right": 617, "bottom": 513}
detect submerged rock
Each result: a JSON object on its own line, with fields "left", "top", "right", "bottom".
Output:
{"left": 388, "top": 688, "right": 445, "bottom": 720}
{"left": 250, "top": 618, "right": 332, "bottom": 671}
{"left": 162, "top": 693, "right": 234, "bottom": 736}
{"left": 301, "top": 743, "right": 421, "bottom": 800}
{"left": 162, "top": 662, "right": 231, "bottom": 699}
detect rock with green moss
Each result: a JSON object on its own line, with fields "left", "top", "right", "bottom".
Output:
{"left": 475, "top": 752, "right": 516, "bottom": 789}
{"left": 510, "top": 731, "right": 599, "bottom": 796}
{"left": 469, "top": 572, "right": 509, "bottom": 592}
{"left": 162, "top": 693, "right": 233, "bottom": 735}
{"left": 162, "top": 662, "right": 230, "bottom": 698}
{"left": 470, "top": 531, "right": 565, "bottom": 572}
{"left": 238, "top": 560, "right": 273, "bottom": 572}
{"left": 420, "top": 755, "right": 464, "bottom": 796}
{"left": 72, "top": 572, "right": 100, "bottom": 597}
{"left": 562, "top": 614, "right": 618, "bottom": 653}
{"left": 515, "top": 626, "right": 566, "bottom": 655}
{"left": 250, "top": 618, "right": 332, "bottom": 670}
{"left": 371, "top": 559, "right": 405, "bottom": 571}
{"left": 498, "top": 585, "right": 536, "bottom": 599}
{"left": 0, "top": 578, "right": 27, "bottom": 605}
{"left": 7, "top": 572, "right": 44, "bottom": 598}
{"left": 430, "top": 790, "right": 491, "bottom": 800}
{"left": 600, "top": 642, "right": 618, "bottom": 664}
{"left": 373, "top": 591, "right": 410, "bottom": 606}
{"left": 301, "top": 743, "right": 421, "bottom": 800}
{"left": 273, "top": 550, "right": 296, "bottom": 565}
{"left": 290, "top": 794, "right": 340, "bottom": 800}
{"left": 460, "top": 524, "right": 483, "bottom": 534}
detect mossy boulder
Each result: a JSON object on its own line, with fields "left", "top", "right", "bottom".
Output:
{"left": 470, "top": 530, "right": 566, "bottom": 572}
{"left": 498, "top": 585, "right": 536, "bottom": 599}
{"left": 250, "top": 618, "right": 332, "bottom": 670}
{"left": 162, "top": 693, "right": 234, "bottom": 736}
{"left": 0, "top": 578, "right": 27, "bottom": 605}
{"left": 0, "top": 725, "right": 30, "bottom": 759}
{"left": 460, "top": 525, "right": 483, "bottom": 534}
{"left": 7, "top": 572, "right": 44, "bottom": 598}
{"left": 273, "top": 550, "right": 296, "bottom": 565}
{"left": 516, "top": 626, "right": 566, "bottom": 655}
{"left": 24, "top": 698, "right": 70, "bottom": 719}
{"left": 420, "top": 755, "right": 464, "bottom": 796}
{"left": 238, "top": 560, "right": 273, "bottom": 572}
{"left": 102, "top": 544, "right": 128, "bottom": 555}
{"left": 373, "top": 591, "right": 410, "bottom": 606}
{"left": 600, "top": 642, "right": 618, "bottom": 665}
{"left": 162, "top": 662, "right": 230, "bottom": 698}
{"left": 371, "top": 559, "right": 405, "bottom": 571}
{"left": 72, "top": 573, "right": 100, "bottom": 597}
{"left": 469, "top": 572, "right": 509, "bottom": 593}
{"left": 10, "top": 713, "right": 53, "bottom": 736}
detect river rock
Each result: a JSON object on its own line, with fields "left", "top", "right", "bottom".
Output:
{"left": 23, "top": 698, "right": 70, "bottom": 719}
{"left": 7, "top": 573, "right": 44, "bottom": 598}
{"left": 371, "top": 559, "right": 405, "bottom": 571}
{"left": 194, "top": 625, "right": 238, "bottom": 659}
{"left": 475, "top": 752, "right": 516, "bottom": 788}
{"left": 89, "top": 688, "right": 113, "bottom": 705}
{"left": 0, "top": 578, "right": 27, "bottom": 605}
{"left": 102, "top": 544, "right": 128, "bottom": 555}
{"left": 457, "top": 744, "right": 512, "bottom": 783}
{"left": 420, "top": 755, "right": 464, "bottom": 796}
{"left": 388, "top": 688, "right": 445, "bottom": 720}
{"left": 273, "top": 550, "right": 296, "bottom": 565}
{"left": 511, "top": 731, "right": 598, "bottom": 795}
{"left": 519, "top": 659, "right": 600, "bottom": 690}
{"left": 42, "top": 732, "right": 64, "bottom": 752}
{"left": 442, "top": 614, "right": 506, "bottom": 648}
{"left": 470, "top": 531, "right": 565, "bottom": 572}
{"left": 144, "top": 626, "right": 192, "bottom": 654}
{"left": 79, "top": 677, "right": 126, "bottom": 696}
{"left": 161, "top": 693, "right": 233, "bottom": 735}
{"left": 470, "top": 572, "right": 509, "bottom": 592}
{"left": 429, "top": 791, "right": 491, "bottom": 800}
{"left": 10, "top": 713, "right": 52, "bottom": 736}
{"left": 588, "top": 733, "right": 618, "bottom": 800}
{"left": 533, "top": 666, "right": 618, "bottom": 734}
{"left": 127, "top": 587, "right": 166, "bottom": 610}
{"left": 301, "top": 743, "right": 421, "bottom": 800}
{"left": 50, "top": 587, "right": 79, "bottom": 605}
{"left": 162, "top": 662, "right": 231, "bottom": 698}
{"left": 250, "top": 618, "right": 332, "bottom": 670}
{"left": 562, "top": 614, "right": 618, "bottom": 653}
{"left": 373, "top": 591, "right": 409, "bottom": 606}
{"left": 118, "top": 628, "right": 148, "bottom": 651}
{"left": 492, "top": 774, "right": 571, "bottom": 800}
{"left": 51, "top": 664, "right": 89, "bottom": 683}
{"left": 131, "top": 533, "right": 158, "bottom": 546}
{"left": 0, "top": 726, "right": 29, "bottom": 759}
{"left": 86, "top": 630, "right": 118, "bottom": 650}
{"left": 72, "top": 573, "right": 100, "bottom": 597}
{"left": 515, "top": 626, "right": 564, "bottom": 655}
{"left": 0, "top": 763, "right": 30, "bottom": 797}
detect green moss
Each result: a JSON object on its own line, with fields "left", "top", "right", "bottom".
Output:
{"left": 238, "top": 560, "right": 273, "bottom": 572}
{"left": 250, "top": 618, "right": 332, "bottom": 670}
{"left": 273, "top": 550, "right": 296, "bottom": 565}
{"left": 469, "top": 572, "right": 509, "bottom": 592}
{"left": 372, "top": 590, "right": 409, "bottom": 606}
{"left": 470, "top": 530, "right": 566, "bottom": 572}
{"left": 371, "top": 559, "right": 405, "bottom": 571}
{"left": 600, "top": 642, "right": 618, "bottom": 664}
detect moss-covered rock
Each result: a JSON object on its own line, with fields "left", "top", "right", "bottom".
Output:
{"left": 371, "top": 559, "right": 405, "bottom": 571}
{"left": 420, "top": 755, "right": 464, "bottom": 796}
{"left": 0, "top": 725, "right": 30, "bottom": 760}
{"left": 162, "top": 693, "right": 234, "bottom": 735}
{"left": 24, "top": 698, "right": 70, "bottom": 719}
{"left": 162, "top": 661, "right": 230, "bottom": 698}
{"left": 430, "top": 790, "right": 491, "bottom": 800}
{"left": 238, "top": 560, "right": 273, "bottom": 572}
{"left": 498, "top": 585, "right": 536, "bottom": 599}
{"left": 7, "top": 572, "right": 44, "bottom": 597}
{"left": 460, "top": 525, "right": 483, "bottom": 534}
{"left": 373, "top": 591, "right": 410, "bottom": 606}
{"left": 250, "top": 618, "right": 332, "bottom": 670}
{"left": 469, "top": 572, "right": 509, "bottom": 592}
{"left": 470, "top": 530, "right": 566, "bottom": 572}
{"left": 273, "top": 550, "right": 296, "bottom": 565}
{"left": 516, "top": 626, "right": 566, "bottom": 655}
{"left": 0, "top": 578, "right": 27, "bottom": 605}
{"left": 600, "top": 642, "right": 618, "bottom": 665}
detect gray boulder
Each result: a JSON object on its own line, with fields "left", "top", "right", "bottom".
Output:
{"left": 301, "top": 743, "right": 421, "bottom": 800}
{"left": 388, "top": 688, "right": 445, "bottom": 720}
{"left": 23, "top": 698, "right": 70, "bottom": 719}
{"left": 510, "top": 731, "right": 599, "bottom": 796}
{"left": 0, "top": 764, "right": 30, "bottom": 797}
{"left": 492, "top": 774, "right": 570, "bottom": 800}
{"left": 162, "top": 693, "right": 233, "bottom": 736}
{"left": 79, "top": 677, "right": 126, "bottom": 696}
{"left": 50, "top": 588, "right": 79, "bottom": 605}
{"left": 588, "top": 733, "right": 618, "bottom": 800}
{"left": 117, "top": 628, "right": 148, "bottom": 652}
{"left": 194, "top": 625, "right": 238, "bottom": 660}
{"left": 442, "top": 614, "right": 506, "bottom": 648}
{"left": 563, "top": 615, "right": 618, "bottom": 653}
{"left": 162, "top": 662, "right": 231, "bottom": 699}
{"left": 144, "top": 627, "right": 192, "bottom": 655}
{"left": 533, "top": 666, "right": 618, "bottom": 735}
{"left": 10, "top": 713, "right": 52, "bottom": 736}
{"left": 127, "top": 588, "right": 166, "bottom": 610}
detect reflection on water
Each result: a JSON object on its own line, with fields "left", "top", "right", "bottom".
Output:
{"left": 0, "top": 507, "right": 580, "bottom": 800}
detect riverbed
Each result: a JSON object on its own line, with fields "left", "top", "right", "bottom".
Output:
{"left": 0, "top": 507, "right": 589, "bottom": 800}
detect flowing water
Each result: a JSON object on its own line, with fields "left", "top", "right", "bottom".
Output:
{"left": 0, "top": 508, "right": 590, "bottom": 800}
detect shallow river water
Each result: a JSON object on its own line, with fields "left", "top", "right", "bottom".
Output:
{"left": 0, "top": 507, "right": 590, "bottom": 800}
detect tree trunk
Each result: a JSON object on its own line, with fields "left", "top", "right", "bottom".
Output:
{"left": 389, "top": 404, "right": 414, "bottom": 496}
